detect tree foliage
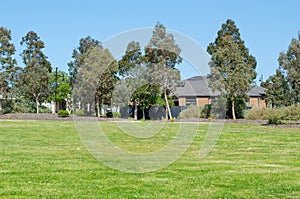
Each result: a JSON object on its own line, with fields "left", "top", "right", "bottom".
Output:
{"left": 68, "top": 36, "right": 102, "bottom": 87}
{"left": 49, "top": 69, "right": 71, "bottom": 103}
{"left": 278, "top": 35, "right": 300, "bottom": 104}
{"left": 0, "top": 27, "right": 19, "bottom": 97}
{"left": 19, "top": 31, "right": 52, "bottom": 113}
{"left": 118, "top": 41, "right": 146, "bottom": 120}
{"left": 261, "top": 68, "right": 290, "bottom": 108}
{"left": 207, "top": 19, "right": 257, "bottom": 119}
{"left": 0, "top": 27, "right": 19, "bottom": 113}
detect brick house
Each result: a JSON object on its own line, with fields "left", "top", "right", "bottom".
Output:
{"left": 175, "top": 76, "right": 266, "bottom": 108}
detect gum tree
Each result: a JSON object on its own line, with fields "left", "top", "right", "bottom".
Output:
{"left": 278, "top": 33, "right": 300, "bottom": 104}
{"left": 19, "top": 31, "right": 52, "bottom": 113}
{"left": 261, "top": 68, "right": 290, "bottom": 108}
{"left": 0, "top": 27, "right": 19, "bottom": 113}
{"left": 73, "top": 45, "right": 118, "bottom": 117}
{"left": 207, "top": 19, "right": 257, "bottom": 120}
{"left": 68, "top": 36, "right": 101, "bottom": 87}
{"left": 145, "top": 22, "right": 182, "bottom": 120}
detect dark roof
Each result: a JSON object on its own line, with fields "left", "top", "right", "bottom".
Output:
{"left": 246, "top": 86, "right": 266, "bottom": 97}
{"left": 175, "top": 76, "right": 219, "bottom": 97}
{"left": 175, "top": 76, "right": 265, "bottom": 97}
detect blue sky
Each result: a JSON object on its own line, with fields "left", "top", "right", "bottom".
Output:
{"left": 1, "top": 0, "right": 300, "bottom": 81}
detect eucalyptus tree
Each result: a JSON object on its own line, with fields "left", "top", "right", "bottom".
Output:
{"left": 207, "top": 19, "right": 257, "bottom": 119}
{"left": 145, "top": 22, "right": 182, "bottom": 120}
{"left": 19, "top": 31, "right": 52, "bottom": 113}
{"left": 0, "top": 27, "right": 19, "bottom": 113}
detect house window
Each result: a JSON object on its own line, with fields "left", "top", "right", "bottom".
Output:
{"left": 186, "top": 97, "right": 196, "bottom": 105}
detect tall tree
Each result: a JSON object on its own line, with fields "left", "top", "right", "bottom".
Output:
{"left": 118, "top": 41, "right": 146, "bottom": 120}
{"left": 261, "top": 68, "right": 290, "bottom": 108}
{"left": 0, "top": 27, "right": 19, "bottom": 113}
{"left": 19, "top": 31, "right": 52, "bottom": 113}
{"left": 278, "top": 33, "right": 300, "bottom": 104}
{"left": 68, "top": 36, "right": 101, "bottom": 87}
{"left": 73, "top": 45, "right": 118, "bottom": 117}
{"left": 207, "top": 19, "right": 257, "bottom": 120}
{"left": 145, "top": 22, "right": 182, "bottom": 120}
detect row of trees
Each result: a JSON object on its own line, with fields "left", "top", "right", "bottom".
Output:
{"left": 0, "top": 28, "right": 70, "bottom": 113}
{"left": 0, "top": 23, "right": 181, "bottom": 118}
{"left": 1, "top": 20, "right": 299, "bottom": 119}
{"left": 68, "top": 20, "right": 260, "bottom": 120}
{"left": 68, "top": 23, "right": 181, "bottom": 119}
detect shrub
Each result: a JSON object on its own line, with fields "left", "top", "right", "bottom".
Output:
{"left": 106, "top": 112, "right": 121, "bottom": 118}
{"left": 178, "top": 105, "right": 201, "bottom": 119}
{"left": 283, "top": 104, "right": 300, "bottom": 120}
{"left": 39, "top": 106, "right": 52, "bottom": 113}
{"left": 113, "top": 112, "right": 121, "bottom": 118}
{"left": 245, "top": 107, "right": 283, "bottom": 120}
{"left": 1, "top": 98, "right": 35, "bottom": 113}
{"left": 245, "top": 107, "right": 268, "bottom": 120}
{"left": 268, "top": 117, "right": 282, "bottom": 125}
{"left": 201, "top": 104, "right": 211, "bottom": 118}
{"left": 178, "top": 105, "right": 210, "bottom": 119}
{"left": 58, "top": 110, "right": 69, "bottom": 117}
{"left": 74, "top": 109, "right": 85, "bottom": 116}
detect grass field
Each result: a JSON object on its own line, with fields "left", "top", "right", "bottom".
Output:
{"left": 0, "top": 120, "right": 300, "bottom": 198}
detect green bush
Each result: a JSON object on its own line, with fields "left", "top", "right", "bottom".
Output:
{"left": 178, "top": 105, "right": 200, "bottom": 119}
{"left": 113, "top": 112, "right": 121, "bottom": 118}
{"left": 178, "top": 105, "right": 210, "bottom": 119}
{"left": 39, "top": 106, "right": 52, "bottom": 113}
{"left": 58, "top": 110, "right": 69, "bottom": 117}
{"left": 1, "top": 98, "right": 35, "bottom": 113}
{"left": 106, "top": 112, "right": 121, "bottom": 118}
{"left": 245, "top": 107, "right": 283, "bottom": 120}
{"left": 283, "top": 104, "right": 300, "bottom": 120}
{"left": 268, "top": 118, "right": 282, "bottom": 125}
{"left": 202, "top": 104, "right": 211, "bottom": 118}
{"left": 74, "top": 109, "right": 85, "bottom": 116}
{"left": 245, "top": 105, "right": 300, "bottom": 122}
{"left": 245, "top": 107, "right": 269, "bottom": 120}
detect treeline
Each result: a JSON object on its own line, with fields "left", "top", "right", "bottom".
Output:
{"left": 0, "top": 19, "right": 299, "bottom": 119}
{"left": 0, "top": 29, "right": 70, "bottom": 114}
{"left": 0, "top": 23, "right": 181, "bottom": 119}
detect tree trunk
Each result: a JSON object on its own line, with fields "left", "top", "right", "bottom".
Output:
{"left": 142, "top": 109, "right": 145, "bottom": 120}
{"left": 231, "top": 97, "right": 236, "bottom": 120}
{"left": 0, "top": 99, "right": 2, "bottom": 114}
{"left": 164, "top": 86, "right": 172, "bottom": 120}
{"left": 165, "top": 107, "right": 168, "bottom": 120}
{"left": 134, "top": 98, "right": 138, "bottom": 121}
{"left": 96, "top": 102, "right": 100, "bottom": 118}
{"left": 36, "top": 97, "right": 39, "bottom": 114}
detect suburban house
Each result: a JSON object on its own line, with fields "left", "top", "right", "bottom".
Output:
{"left": 175, "top": 76, "right": 266, "bottom": 108}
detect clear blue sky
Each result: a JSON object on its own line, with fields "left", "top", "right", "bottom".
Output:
{"left": 1, "top": 0, "right": 300, "bottom": 81}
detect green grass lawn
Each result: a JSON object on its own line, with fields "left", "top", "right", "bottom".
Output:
{"left": 0, "top": 120, "right": 300, "bottom": 198}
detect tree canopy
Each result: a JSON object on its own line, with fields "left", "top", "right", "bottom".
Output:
{"left": 68, "top": 36, "right": 102, "bottom": 87}
{"left": 278, "top": 35, "right": 300, "bottom": 104}
{"left": 261, "top": 68, "right": 290, "bottom": 108}
{"left": 0, "top": 27, "right": 18, "bottom": 98}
